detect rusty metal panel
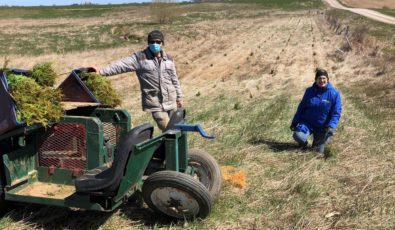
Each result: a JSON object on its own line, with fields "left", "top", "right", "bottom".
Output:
{"left": 38, "top": 123, "right": 87, "bottom": 176}
{"left": 60, "top": 116, "right": 104, "bottom": 170}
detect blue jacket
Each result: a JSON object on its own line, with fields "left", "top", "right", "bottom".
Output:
{"left": 292, "top": 82, "right": 342, "bottom": 132}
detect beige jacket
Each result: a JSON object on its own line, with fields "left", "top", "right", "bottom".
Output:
{"left": 100, "top": 48, "right": 183, "bottom": 112}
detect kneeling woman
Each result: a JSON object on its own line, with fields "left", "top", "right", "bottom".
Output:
{"left": 290, "top": 68, "right": 342, "bottom": 156}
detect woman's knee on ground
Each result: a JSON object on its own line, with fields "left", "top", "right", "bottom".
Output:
{"left": 293, "top": 131, "right": 308, "bottom": 145}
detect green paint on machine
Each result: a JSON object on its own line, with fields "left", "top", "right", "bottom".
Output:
{"left": 0, "top": 108, "right": 220, "bottom": 220}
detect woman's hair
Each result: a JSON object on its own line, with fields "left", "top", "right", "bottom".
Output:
{"left": 315, "top": 68, "right": 329, "bottom": 80}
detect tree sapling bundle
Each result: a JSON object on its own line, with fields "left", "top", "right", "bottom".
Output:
{"left": 79, "top": 72, "right": 122, "bottom": 107}
{"left": 30, "top": 62, "right": 57, "bottom": 87}
{"left": 7, "top": 74, "right": 63, "bottom": 126}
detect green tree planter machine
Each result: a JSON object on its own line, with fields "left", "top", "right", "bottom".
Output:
{"left": 0, "top": 68, "right": 221, "bottom": 220}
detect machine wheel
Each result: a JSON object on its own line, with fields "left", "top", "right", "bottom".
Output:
{"left": 142, "top": 170, "right": 212, "bottom": 219}
{"left": 188, "top": 149, "right": 222, "bottom": 200}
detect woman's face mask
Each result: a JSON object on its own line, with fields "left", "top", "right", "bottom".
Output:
{"left": 149, "top": 43, "right": 161, "bottom": 53}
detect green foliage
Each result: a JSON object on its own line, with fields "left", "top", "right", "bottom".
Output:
{"left": 226, "top": 0, "right": 323, "bottom": 10}
{"left": 233, "top": 102, "right": 241, "bottom": 110}
{"left": 188, "top": 94, "right": 293, "bottom": 165}
{"left": 0, "top": 2, "right": 321, "bottom": 56}
{"left": 289, "top": 180, "right": 321, "bottom": 201}
{"left": 2, "top": 68, "right": 12, "bottom": 76}
{"left": 31, "top": 62, "right": 57, "bottom": 86}
{"left": 150, "top": 0, "right": 180, "bottom": 24}
{"left": 0, "top": 4, "right": 127, "bottom": 19}
{"left": 326, "top": 9, "right": 395, "bottom": 44}
{"left": 0, "top": 23, "right": 145, "bottom": 56}
{"left": 377, "top": 8, "right": 395, "bottom": 18}
{"left": 7, "top": 74, "right": 63, "bottom": 126}
{"left": 79, "top": 72, "right": 121, "bottom": 107}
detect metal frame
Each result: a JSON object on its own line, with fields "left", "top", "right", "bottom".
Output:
{"left": 0, "top": 109, "right": 190, "bottom": 212}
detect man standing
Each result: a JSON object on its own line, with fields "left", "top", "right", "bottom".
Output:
{"left": 290, "top": 68, "right": 342, "bottom": 156}
{"left": 95, "top": 30, "right": 183, "bottom": 130}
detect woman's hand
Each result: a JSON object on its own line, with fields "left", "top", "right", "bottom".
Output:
{"left": 326, "top": 127, "right": 334, "bottom": 136}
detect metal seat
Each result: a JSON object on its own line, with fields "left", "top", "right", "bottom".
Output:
{"left": 164, "top": 108, "right": 186, "bottom": 131}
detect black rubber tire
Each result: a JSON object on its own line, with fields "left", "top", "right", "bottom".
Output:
{"left": 142, "top": 170, "right": 212, "bottom": 219}
{"left": 188, "top": 149, "right": 222, "bottom": 200}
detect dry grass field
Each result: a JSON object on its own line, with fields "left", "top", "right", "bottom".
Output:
{"left": 339, "top": 0, "right": 395, "bottom": 9}
{"left": 0, "top": 1, "right": 394, "bottom": 229}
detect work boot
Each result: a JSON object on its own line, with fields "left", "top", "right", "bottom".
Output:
{"left": 313, "top": 144, "right": 325, "bottom": 158}
{"left": 298, "top": 141, "right": 308, "bottom": 150}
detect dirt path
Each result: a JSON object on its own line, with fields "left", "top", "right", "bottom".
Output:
{"left": 324, "top": 0, "right": 395, "bottom": 25}
{"left": 339, "top": 0, "right": 395, "bottom": 9}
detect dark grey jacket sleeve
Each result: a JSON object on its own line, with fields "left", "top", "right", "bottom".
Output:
{"left": 99, "top": 55, "right": 138, "bottom": 76}
{"left": 170, "top": 61, "right": 183, "bottom": 100}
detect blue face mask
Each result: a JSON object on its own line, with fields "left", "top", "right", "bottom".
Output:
{"left": 149, "top": 43, "right": 161, "bottom": 53}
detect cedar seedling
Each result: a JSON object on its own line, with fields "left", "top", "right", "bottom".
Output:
{"left": 79, "top": 72, "right": 121, "bottom": 107}
{"left": 30, "top": 62, "right": 57, "bottom": 87}
{"left": 7, "top": 74, "right": 63, "bottom": 126}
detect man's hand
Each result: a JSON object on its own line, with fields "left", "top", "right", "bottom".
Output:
{"left": 90, "top": 66, "right": 100, "bottom": 74}
{"left": 290, "top": 123, "right": 297, "bottom": 131}
{"left": 326, "top": 127, "right": 334, "bottom": 136}
{"left": 176, "top": 100, "right": 184, "bottom": 108}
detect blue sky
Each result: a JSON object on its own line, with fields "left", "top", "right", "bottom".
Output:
{"left": 0, "top": 0, "right": 188, "bottom": 6}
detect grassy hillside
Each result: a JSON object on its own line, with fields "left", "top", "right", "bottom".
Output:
{"left": 0, "top": 4, "right": 139, "bottom": 19}
{"left": 229, "top": 0, "right": 322, "bottom": 10}
{"left": 0, "top": 1, "right": 323, "bottom": 56}
{"left": 0, "top": 1, "right": 394, "bottom": 229}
